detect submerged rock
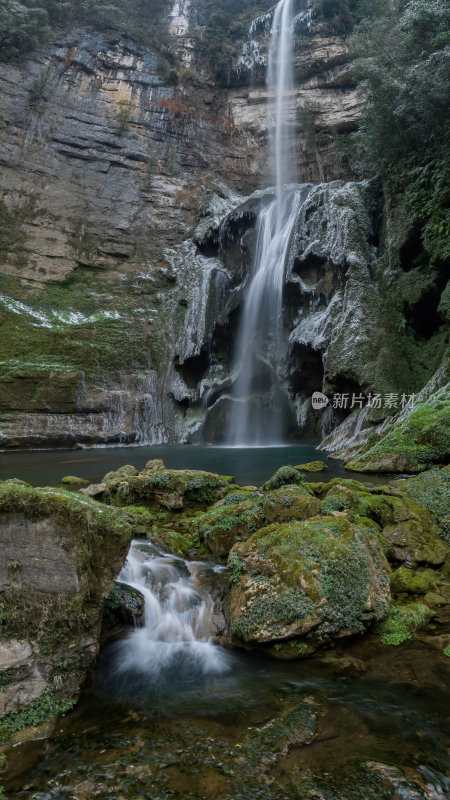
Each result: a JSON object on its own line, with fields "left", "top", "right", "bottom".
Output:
{"left": 228, "top": 515, "right": 390, "bottom": 651}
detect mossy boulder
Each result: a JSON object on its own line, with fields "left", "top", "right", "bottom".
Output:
{"left": 261, "top": 466, "right": 305, "bottom": 491}
{"left": 109, "top": 465, "right": 233, "bottom": 510}
{"left": 295, "top": 461, "right": 328, "bottom": 472}
{"left": 228, "top": 515, "right": 390, "bottom": 652}
{"left": 318, "top": 481, "right": 449, "bottom": 567}
{"left": 60, "top": 476, "right": 88, "bottom": 486}
{"left": 382, "top": 518, "right": 448, "bottom": 567}
{"left": 197, "top": 500, "right": 265, "bottom": 558}
{"left": 346, "top": 385, "right": 450, "bottom": 473}
{"left": 390, "top": 566, "right": 437, "bottom": 595}
{"left": 399, "top": 466, "right": 450, "bottom": 545}
{"left": 103, "top": 465, "right": 139, "bottom": 484}
{"left": 0, "top": 481, "right": 133, "bottom": 737}
{"left": 262, "top": 486, "right": 321, "bottom": 524}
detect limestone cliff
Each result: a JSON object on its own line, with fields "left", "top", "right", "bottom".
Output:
{"left": 0, "top": 0, "right": 447, "bottom": 451}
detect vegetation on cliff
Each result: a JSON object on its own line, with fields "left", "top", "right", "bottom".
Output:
{"left": 0, "top": 0, "right": 172, "bottom": 59}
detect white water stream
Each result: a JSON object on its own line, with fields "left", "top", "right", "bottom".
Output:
{"left": 227, "top": 0, "right": 298, "bottom": 445}
{"left": 109, "top": 541, "right": 230, "bottom": 688}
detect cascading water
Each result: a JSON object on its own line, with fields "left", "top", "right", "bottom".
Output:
{"left": 101, "top": 541, "right": 230, "bottom": 696}
{"left": 227, "top": 0, "right": 298, "bottom": 446}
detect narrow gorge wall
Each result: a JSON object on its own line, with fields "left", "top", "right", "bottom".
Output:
{"left": 0, "top": 0, "right": 447, "bottom": 449}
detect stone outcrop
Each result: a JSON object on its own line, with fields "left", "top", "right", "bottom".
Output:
{"left": 0, "top": 480, "right": 133, "bottom": 733}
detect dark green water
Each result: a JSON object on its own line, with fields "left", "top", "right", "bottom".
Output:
{"left": 4, "top": 634, "right": 450, "bottom": 799}
{"left": 0, "top": 444, "right": 390, "bottom": 487}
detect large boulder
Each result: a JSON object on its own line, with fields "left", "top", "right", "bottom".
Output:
{"left": 102, "top": 461, "right": 234, "bottom": 510}
{"left": 0, "top": 480, "right": 132, "bottom": 737}
{"left": 228, "top": 515, "right": 390, "bottom": 654}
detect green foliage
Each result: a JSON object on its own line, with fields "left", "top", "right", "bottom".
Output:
{"left": 232, "top": 588, "right": 315, "bottom": 640}
{"left": 351, "top": 0, "right": 450, "bottom": 264}
{"left": 401, "top": 467, "right": 450, "bottom": 544}
{"left": 0, "top": 1, "right": 49, "bottom": 59}
{"left": 29, "top": 59, "right": 55, "bottom": 108}
{"left": 377, "top": 601, "right": 430, "bottom": 646}
{"left": 0, "top": 1, "right": 174, "bottom": 61}
{"left": 347, "top": 386, "right": 450, "bottom": 472}
{"left": 0, "top": 689, "right": 75, "bottom": 738}
{"left": 142, "top": 155, "right": 159, "bottom": 190}
{"left": 443, "top": 644, "right": 450, "bottom": 657}
{"left": 115, "top": 99, "right": 136, "bottom": 133}
{"left": 228, "top": 551, "right": 247, "bottom": 585}
{"left": 201, "top": 0, "right": 273, "bottom": 84}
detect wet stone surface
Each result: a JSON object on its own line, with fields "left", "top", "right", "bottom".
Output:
{"left": 3, "top": 627, "right": 450, "bottom": 800}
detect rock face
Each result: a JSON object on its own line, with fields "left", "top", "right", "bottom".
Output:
{"left": 0, "top": 0, "right": 364, "bottom": 448}
{"left": 0, "top": 0, "right": 446, "bottom": 452}
{"left": 0, "top": 480, "right": 132, "bottom": 731}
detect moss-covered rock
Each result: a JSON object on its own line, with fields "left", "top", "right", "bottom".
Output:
{"left": 295, "top": 461, "right": 328, "bottom": 472}
{"left": 317, "top": 480, "right": 449, "bottom": 567}
{"left": 0, "top": 481, "right": 133, "bottom": 737}
{"left": 399, "top": 466, "right": 450, "bottom": 544}
{"left": 103, "top": 581, "right": 145, "bottom": 629}
{"left": 382, "top": 519, "right": 448, "bottom": 567}
{"left": 261, "top": 466, "right": 305, "bottom": 491}
{"left": 60, "top": 475, "right": 88, "bottom": 486}
{"left": 262, "top": 486, "right": 321, "bottom": 524}
{"left": 346, "top": 384, "right": 450, "bottom": 473}
{"left": 390, "top": 566, "right": 437, "bottom": 595}
{"left": 197, "top": 500, "right": 265, "bottom": 558}
{"left": 228, "top": 515, "right": 390, "bottom": 652}
{"left": 104, "top": 465, "right": 139, "bottom": 483}
{"left": 108, "top": 465, "right": 234, "bottom": 511}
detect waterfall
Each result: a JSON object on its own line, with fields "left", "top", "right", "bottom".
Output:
{"left": 103, "top": 542, "right": 230, "bottom": 692}
{"left": 227, "top": 0, "right": 297, "bottom": 446}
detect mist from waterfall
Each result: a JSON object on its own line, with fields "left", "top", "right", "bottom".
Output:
{"left": 227, "top": 0, "right": 297, "bottom": 446}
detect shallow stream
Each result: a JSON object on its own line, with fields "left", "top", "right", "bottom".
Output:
{"left": 4, "top": 541, "right": 450, "bottom": 800}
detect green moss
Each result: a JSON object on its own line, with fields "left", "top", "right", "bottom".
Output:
{"left": 262, "top": 486, "right": 321, "bottom": 524}
{"left": 197, "top": 500, "right": 264, "bottom": 557}
{"left": 261, "top": 466, "right": 305, "bottom": 491}
{"left": 295, "top": 461, "right": 328, "bottom": 472}
{"left": 347, "top": 386, "right": 450, "bottom": 473}
{"left": 118, "top": 469, "right": 232, "bottom": 511}
{"left": 232, "top": 588, "right": 315, "bottom": 641}
{"left": 443, "top": 644, "right": 450, "bottom": 657}
{"left": 60, "top": 476, "right": 87, "bottom": 485}
{"left": 400, "top": 467, "right": 450, "bottom": 544}
{"left": 390, "top": 566, "right": 437, "bottom": 595}
{"left": 230, "top": 515, "right": 390, "bottom": 644}
{"left": 377, "top": 602, "right": 430, "bottom": 646}
{"left": 223, "top": 490, "right": 260, "bottom": 505}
